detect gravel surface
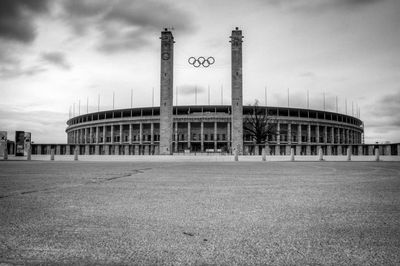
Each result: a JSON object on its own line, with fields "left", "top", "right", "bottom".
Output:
{"left": 0, "top": 161, "right": 399, "bottom": 265}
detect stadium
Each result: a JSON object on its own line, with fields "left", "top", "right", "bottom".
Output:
{"left": 59, "top": 105, "right": 364, "bottom": 156}
{"left": 28, "top": 27, "right": 398, "bottom": 156}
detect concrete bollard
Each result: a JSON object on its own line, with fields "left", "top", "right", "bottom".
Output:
{"left": 27, "top": 147, "right": 31, "bottom": 161}
{"left": 74, "top": 148, "right": 78, "bottom": 161}
{"left": 375, "top": 148, "right": 379, "bottom": 162}
{"left": 318, "top": 148, "right": 324, "bottom": 161}
{"left": 290, "top": 148, "right": 295, "bottom": 161}
{"left": 3, "top": 148, "right": 8, "bottom": 160}
{"left": 262, "top": 148, "right": 266, "bottom": 161}
{"left": 50, "top": 149, "right": 55, "bottom": 161}
{"left": 346, "top": 147, "right": 351, "bottom": 161}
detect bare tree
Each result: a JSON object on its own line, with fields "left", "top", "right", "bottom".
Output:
{"left": 243, "top": 100, "right": 278, "bottom": 153}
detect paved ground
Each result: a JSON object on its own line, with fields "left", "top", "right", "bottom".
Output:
{"left": 0, "top": 161, "right": 399, "bottom": 265}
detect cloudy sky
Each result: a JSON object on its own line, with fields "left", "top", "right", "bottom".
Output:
{"left": 0, "top": 0, "right": 399, "bottom": 144}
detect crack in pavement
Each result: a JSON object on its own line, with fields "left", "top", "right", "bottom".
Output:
{"left": 0, "top": 168, "right": 151, "bottom": 199}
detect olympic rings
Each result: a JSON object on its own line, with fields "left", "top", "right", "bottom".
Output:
{"left": 188, "top": 56, "right": 215, "bottom": 67}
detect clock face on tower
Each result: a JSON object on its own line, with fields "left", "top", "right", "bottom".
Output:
{"left": 162, "top": 52, "right": 170, "bottom": 60}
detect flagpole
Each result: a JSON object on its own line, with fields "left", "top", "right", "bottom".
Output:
{"left": 113, "top": 91, "right": 115, "bottom": 110}
{"left": 98, "top": 94, "right": 100, "bottom": 112}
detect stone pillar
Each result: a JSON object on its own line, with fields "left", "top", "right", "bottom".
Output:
{"left": 151, "top": 123, "right": 154, "bottom": 145}
{"left": 129, "top": 124, "right": 133, "bottom": 144}
{"left": 139, "top": 123, "right": 143, "bottom": 145}
{"left": 296, "top": 145, "right": 301, "bottom": 155}
{"left": 187, "top": 122, "right": 191, "bottom": 149}
{"left": 119, "top": 124, "right": 123, "bottom": 144}
{"left": 367, "top": 145, "right": 373, "bottom": 155}
{"left": 327, "top": 145, "right": 332, "bottom": 155}
{"left": 316, "top": 125, "right": 320, "bottom": 143}
{"left": 174, "top": 122, "right": 178, "bottom": 153}
{"left": 95, "top": 126, "right": 99, "bottom": 144}
{"left": 84, "top": 128, "right": 88, "bottom": 144}
{"left": 345, "top": 129, "right": 349, "bottom": 144}
{"left": 277, "top": 122, "right": 281, "bottom": 144}
{"left": 385, "top": 145, "right": 391, "bottom": 156}
{"left": 306, "top": 145, "right": 311, "bottom": 155}
{"left": 56, "top": 145, "right": 61, "bottom": 155}
{"left": 307, "top": 124, "right": 311, "bottom": 143}
{"left": 95, "top": 145, "right": 100, "bottom": 155}
{"left": 85, "top": 145, "right": 89, "bottom": 155}
{"left": 323, "top": 126, "right": 328, "bottom": 144}
{"left": 336, "top": 128, "right": 341, "bottom": 144}
{"left": 298, "top": 124, "right": 302, "bottom": 144}
{"left": 397, "top": 144, "right": 400, "bottom": 156}
{"left": 230, "top": 27, "right": 244, "bottom": 155}
{"left": 37, "top": 145, "right": 42, "bottom": 155}
{"left": 111, "top": 125, "right": 114, "bottom": 143}
{"left": 214, "top": 122, "right": 218, "bottom": 151}
{"left": 159, "top": 28, "right": 174, "bottom": 155}
{"left": 103, "top": 126, "right": 106, "bottom": 143}
{"left": 89, "top": 127, "right": 93, "bottom": 144}
{"left": 288, "top": 123, "right": 292, "bottom": 144}
{"left": 227, "top": 122, "right": 231, "bottom": 151}
{"left": 134, "top": 145, "right": 139, "bottom": 155}
{"left": 331, "top": 127, "right": 335, "bottom": 144}
{"left": 285, "top": 145, "right": 290, "bottom": 155}
{"left": 200, "top": 121, "right": 204, "bottom": 152}
{"left": 115, "top": 145, "right": 120, "bottom": 155}
{"left": 338, "top": 145, "right": 342, "bottom": 155}
{"left": 358, "top": 145, "right": 363, "bottom": 156}
{"left": 104, "top": 145, "right": 110, "bottom": 155}
{"left": 123, "top": 145, "right": 128, "bottom": 155}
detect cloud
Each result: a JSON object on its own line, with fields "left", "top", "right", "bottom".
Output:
{"left": 0, "top": 0, "right": 50, "bottom": 43}
{"left": 262, "top": 0, "right": 383, "bottom": 13}
{"left": 41, "top": 52, "right": 71, "bottom": 70}
{"left": 0, "top": 60, "right": 46, "bottom": 79}
{"left": 61, "top": 0, "right": 196, "bottom": 53}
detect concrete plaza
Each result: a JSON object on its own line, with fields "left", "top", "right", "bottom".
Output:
{"left": 0, "top": 161, "right": 399, "bottom": 265}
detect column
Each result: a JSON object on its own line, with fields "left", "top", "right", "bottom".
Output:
{"left": 297, "top": 124, "right": 302, "bottom": 144}
{"left": 111, "top": 125, "right": 114, "bottom": 143}
{"left": 331, "top": 127, "right": 335, "bottom": 144}
{"left": 324, "top": 126, "right": 328, "bottom": 144}
{"left": 200, "top": 121, "right": 204, "bottom": 152}
{"left": 95, "top": 126, "right": 99, "bottom": 144}
{"left": 103, "top": 125, "right": 106, "bottom": 143}
{"left": 129, "top": 124, "right": 133, "bottom": 144}
{"left": 187, "top": 122, "right": 191, "bottom": 149}
{"left": 227, "top": 122, "right": 231, "bottom": 151}
{"left": 307, "top": 124, "right": 311, "bottom": 143}
{"left": 277, "top": 122, "right": 280, "bottom": 144}
{"left": 119, "top": 124, "right": 123, "bottom": 144}
{"left": 159, "top": 29, "right": 174, "bottom": 155}
{"left": 358, "top": 145, "right": 363, "bottom": 156}
{"left": 230, "top": 27, "right": 244, "bottom": 154}
{"left": 214, "top": 122, "right": 218, "bottom": 151}
{"left": 336, "top": 127, "right": 340, "bottom": 144}
{"left": 150, "top": 123, "right": 154, "bottom": 154}
{"left": 139, "top": 122, "right": 143, "bottom": 144}
{"left": 174, "top": 122, "right": 178, "bottom": 153}
{"left": 88, "top": 127, "right": 92, "bottom": 144}
{"left": 316, "top": 125, "right": 320, "bottom": 143}
{"left": 288, "top": 123, "right": 292, "bottom": 144}
{"left": 84, "top": 128, "right": 88, "bottom": 144}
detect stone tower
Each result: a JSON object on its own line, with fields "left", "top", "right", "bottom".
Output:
{"left": 230, "top": 27, "right": 244, "bottom": 154}
{"left": 159, "top": 28, "right": 174, "bottom": 155}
